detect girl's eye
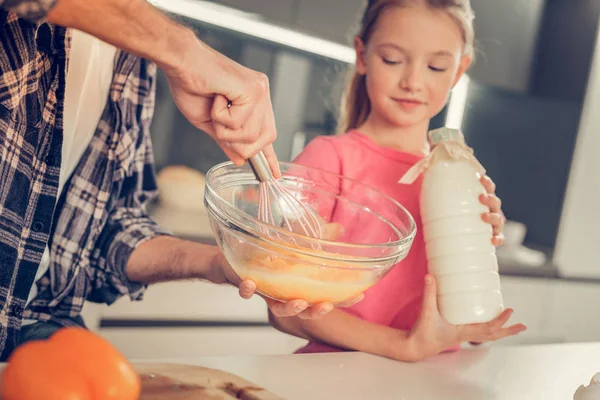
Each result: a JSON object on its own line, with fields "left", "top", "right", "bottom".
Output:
{"left": 383, "top": 58, "right": 401, "bottom": 65}
{"left": 429, "top": 66, "right": 447, "bottom": 72}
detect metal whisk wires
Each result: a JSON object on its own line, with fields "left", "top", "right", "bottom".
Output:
{"left": 248, "top": 152, "right": 323, "bottom": 240}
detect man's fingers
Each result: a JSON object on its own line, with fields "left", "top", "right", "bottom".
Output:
{"left": 211, "top": 94, "right": 262, "bottom": 144}
{"left": 238, "top": 280, "right": 256, "bottom": 300}
{"left": 297, "top": 302, "right": 334, "bottom": 320}
{"left": 209, "top": 77, "right": 278, "bottom": 173}
{"left": 211, "top": 94, "right": 238, "bottom": 130}
{"left": 217, "top": 139, "right": 245, "bottom": 166}
{"left": 261, "top": 144, "right": 281, "bottom": 179}
{"left": 266, "top": 298, "right": 309, "bottom": 318}
{"left": 211, "top": 93, "right": 253, "bottom": 131}
{"left": 238, "top": 281, "right": 312, "bottom": 318}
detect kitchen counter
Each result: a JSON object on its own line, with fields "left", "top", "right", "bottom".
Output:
{"left": 140, "top": 342, "right": 600, "bottom": 399}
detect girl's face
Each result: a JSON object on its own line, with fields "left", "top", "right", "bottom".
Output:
{"left": 355, "top": 4, "right": 471, "bottom": 129}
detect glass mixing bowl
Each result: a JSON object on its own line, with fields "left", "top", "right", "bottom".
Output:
{"left": 204, "top": 161, "right": 417, "bottom": 305}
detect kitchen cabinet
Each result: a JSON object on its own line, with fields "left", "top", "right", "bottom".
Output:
{"left": 543, "top": 280, "right": 600, "bottom": 344}
{"left": 101, "top": 280, "right": 268, "bottom": 323}
{"left": 98, "top": 281, "right": 309, "bottom": 358}
{"left": 101, "top": 326, "right": 307, "bottom": 359}
{"left": 491, "top": 276, "right": 557, "bottom": 346}
{"left": 492, "top": 276, "right": 600, "bottom": 346}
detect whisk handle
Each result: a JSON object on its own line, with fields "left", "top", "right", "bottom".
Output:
{"left": 248, "top": 151, "right": 273, "bottom": 182}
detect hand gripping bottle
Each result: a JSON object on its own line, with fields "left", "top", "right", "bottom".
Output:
{"left": 400, "top": 127, "right": 504, "bottom": 325}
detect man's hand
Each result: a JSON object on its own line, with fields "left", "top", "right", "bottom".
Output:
{"left": 47, "top": 0, "right": 281, "bottom": 177}
{"left": 163, "top": 39, "right": 280, "bottom": 177}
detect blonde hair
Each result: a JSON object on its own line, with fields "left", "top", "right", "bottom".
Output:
{"left": 338, "top": 0, "right": 475, "bottom": 133}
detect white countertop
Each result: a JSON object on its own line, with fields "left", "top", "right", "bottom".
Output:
{"left": 140, "top": 342, "right": 600, "bottom": 400}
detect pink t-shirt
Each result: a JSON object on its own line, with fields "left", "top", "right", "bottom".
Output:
{"left": 293, "top": 131, "right": 434, "bottom": 354}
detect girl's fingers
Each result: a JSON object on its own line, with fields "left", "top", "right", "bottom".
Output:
{"left": 480, "top": 175, "right": 496, "bottom": 194}
{"left": 482, "top": 212, "right": 505, "bottom": 236}
{"left": 480, "top": 193, "right": 502, "bottom": 214}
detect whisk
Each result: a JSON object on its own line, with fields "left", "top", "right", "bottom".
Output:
{"left": 248, "top": 152, "right": 323, "bottom": 239}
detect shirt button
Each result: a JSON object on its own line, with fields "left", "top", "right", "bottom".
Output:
{"left": 13, "top": 306, "right": 22, "bottom": 317}
{"left": 45, "top": 151, "right": 56, "bottom": 165}
{"left": 32, "top": 221, "right": 44, "bottom": 232}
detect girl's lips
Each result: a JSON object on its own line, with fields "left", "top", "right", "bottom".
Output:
{"left": 393, "top": 98, "right": 424, "bottom": 110}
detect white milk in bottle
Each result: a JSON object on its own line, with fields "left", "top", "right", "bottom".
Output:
{"left": 400, "top": 127, "right": 504, "bottom": 325}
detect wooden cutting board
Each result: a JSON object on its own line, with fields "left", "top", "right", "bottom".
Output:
{"left": 0, "top": 363, "right": 285, "bottom": 400}
{"left": 136, "top": 363, "right": 285, "bottom": 400}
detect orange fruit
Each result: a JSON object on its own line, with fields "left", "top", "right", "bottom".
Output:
{"left": 1, "top": 327, "right": 140, "bottom": 400}
{"left": 51, "top": 328, "right": 141, "bottom": 400}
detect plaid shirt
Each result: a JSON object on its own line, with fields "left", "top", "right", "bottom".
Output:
{"left": 0, "top": 1, "right": 168, "bottom": 359}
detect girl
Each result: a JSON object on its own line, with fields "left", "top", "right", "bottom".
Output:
{"left": 268, "top": 0, "right": 526, "bottom": 362}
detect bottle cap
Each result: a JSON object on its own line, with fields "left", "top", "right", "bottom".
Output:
{"left": 428, "top": 127, "right": 465, "bottom": 146}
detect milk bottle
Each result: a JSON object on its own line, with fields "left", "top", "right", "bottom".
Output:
{"left": 400, "top": 127, "right": 504, "bottom": 325}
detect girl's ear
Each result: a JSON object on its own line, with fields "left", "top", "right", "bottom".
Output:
{"left": 355, "top": 36, "right": 368, "bottom": 75}
{"left": 452, "top": 55, "right": 472, "bottom": 88}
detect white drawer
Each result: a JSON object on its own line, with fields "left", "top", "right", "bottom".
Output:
{"left": 100, "top": 327, "right": 307, "bottom": 359}
{"left": 101, "top": 281, "right": 269, "bottom": 322}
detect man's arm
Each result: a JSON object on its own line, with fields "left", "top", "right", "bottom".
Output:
{"left": 45, "top": 0, "right": 280, "bottom": 175}
{"left": 46, "top": 0, "right": 192, "bottom": 76}
{"left": 2, "top": 0, "right": 184, "bottom": 72}
{"left": 125, "top": 236, "right": 229, "bottom": 286}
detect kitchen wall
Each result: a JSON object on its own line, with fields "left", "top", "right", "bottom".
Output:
{"left": 215, "top": 0, "right": 364, "bottom": 43}
{"left": 461, "top": 81, "right": 581, "bottom": 251}
{"left": 531, "top": 0, "right": 600, "bottom": 102}
{"left": 554, "top": 19, "right": 600, "bottom": 279}
{"left": 469, "top": 0, "right": 546, "bottom": 93}
{"left": 461, "top": 0, "right": 600, "bottom": 254}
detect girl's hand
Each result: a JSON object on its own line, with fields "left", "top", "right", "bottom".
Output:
{"left": 479, "top": 175, "right": 505, "bottom": 246}
{"left": 405, "top": 275, "right": 527, "bottom": 362}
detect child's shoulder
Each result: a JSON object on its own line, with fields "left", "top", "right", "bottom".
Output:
{"left": 294, "top": 133, "right": 363, "bottom": 174}
{"left": 302, "top": 132, "right": 364, "bottom": 156}
{"left": 313, "top": 131, "right": 362, "bottom": 144}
